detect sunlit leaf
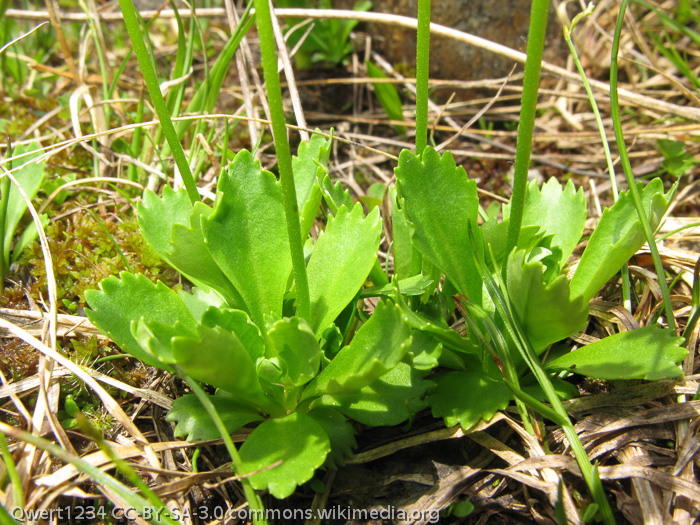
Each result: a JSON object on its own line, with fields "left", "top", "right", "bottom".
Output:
{"left": 320, "top": 174, "right": 354, "bottom": 214}
{"left": 505, "top": 178, "right": 587, "bottom": 266}
{"left": 264, "top": 316, "right": 321, "bottom": 387}
{"left": 203, "top": 150, "right": 292, "bottom": 327}
{"left": 507, "top": 249, "right": 588, "bottom": 352}
{"left": 294, "top": 132, "right": 331, "bottom": 239}
{"left": 85, "top": 272, "right": 197, "bottom": 367}
{"left": 570, "top": 179, "right": 674, "bottom": 303}
{"left": 201, "top": 307, "right": 265, "bottom": 362}
{"left": 303, "top": 300, "right": 412, "bottom": 398}
{"left": 239, "top": 413, "right": 330, "bottom": 499}
{"left": 138, "top": 187, "right": 243, "bottom": 308}
{"left": 307, "top": 203, "right": 381, "bottom": 334}
{"left": 395, "top": 147, "right": 483, "bottom": 303}
{"left": 3, "top": 141, "right": 46, "bottom": 265}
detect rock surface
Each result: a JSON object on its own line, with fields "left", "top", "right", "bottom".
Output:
{"left": 337, "top": 0, "right": 566, "bottom": 82}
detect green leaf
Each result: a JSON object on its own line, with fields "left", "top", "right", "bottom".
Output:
{"left": 166, "top": 392, "right": 264, "bottom": 441}
{"left": 264, "top": 317, "right": 321, "bottom": 387}
{"left": 318, "top": 362, "right": 433, "bottom": 426}
{"left": 3, "top": 141, "right": 46, "bottom": 264}
{"left": 361, "top": 274, "right": 434, "bottom": 298}
{"left": 508, "top": 178, "right": 587, "bottom": 266}
{"left": 390, "top": 187, "right": 418, "bottom": 279}
{"left": 11, "top": 213, "right": 47, "bottom": 264}
{"left": 239, "top": 412, "right": 331, "bottom": 499}
{"left": 481, "top": 213, "right": 551, "bottom": 272}
{"left": 85, "top": 273, "right": 197, "bottom": 367}
{"left": 64, "top": 395, "right": 80, "bottom": 418}
{"left": 171, "top": 325, "right": 271, "bottom": 404}
{"left": 170, "top": 203, "right": 244, "bottom": 306}
{"left": 132, "top": 319, "right": 192, "bottom": 365}
{"left": 395, "top": 147, "right": 483, "bottom": 303}
{"left": 404, "top": 330, "right": 442, "bottom": 370}
{"left": 545, "top": 326, "right": 687, "bottom": 380}
{"left": 201, "top": 307, "right": 265, "bottom": 362}
{"left": 137, "top": 186, "right": 192, "bottom": 262}
{"left": 320, "top": 174, "right": 354, "bottom": 213}
{"left": 307, "top": 203, "right": 382, "bottom": 334}
{"left": 570, "top": 179, "right": 673, "bottom": 303}
{"left": 428, "top": 370, "right": 511, "bottom": 430}
{"left": 447, "top": 501, "right": 475, "bottom": 518}
{"left": 203, "top": 150, "right": 292, "bottom": 327}
{"left": 307, "top": 407, "right": 357, "bottom": 468}
{"left": 300, "top": 185, "right": 322, "bottom": 241}
{"left": 177, "top": 287, "right": 225, "bottom": 323}
{"left": 303, "top": 300, "right": 412, "bottom": 398}
{"left": 507, "top": 249, "right": 588, "bottom": 352}
{"left": 138, "top": 187, "right": 242, "bottom": 307}
{"left": 294, "top": 132, "right": 331, "bottom": 239}
{"left": 366, "top": 61, "right": 406, "bottom": 135}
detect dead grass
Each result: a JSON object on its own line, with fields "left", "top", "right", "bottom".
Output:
{"left": 0, "top": 0, "right": 698, "bottom": 523}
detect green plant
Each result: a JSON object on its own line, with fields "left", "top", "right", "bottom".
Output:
{"left": 78, "top": 1, "right": 692, "bottom": 522}
{"left": 279, "top": 0, "right": 371, "bottom": 69}
{"left": 0, "top": 419, "right": 179, "bottom": 525}
{"left": 85, "top": 135, "right": 429, "bottom": 499}
{"left": 389, "top": 0, "right": 687, "bottom": 522}
{"left": 366, "top": 61, "right": 407, "bottom": 135}
{"left": 394, "top": 148, "right": 685, "bottom": 525}
{"left": 657, "top": 138, "right": 699, "bottom": 178}
{"left": 1, "top": 142, "right": 47, "bottom": 292}
{"left": 0, "top": 1, "right": 55, "bottom": 97}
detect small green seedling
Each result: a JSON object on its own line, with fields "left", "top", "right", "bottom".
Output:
{"left": 279, "top": 0, "right": 372, "bottom": 68}
{"left": 366, "top": 61, "right": 407, "bottom": 135}
{"left": 657, "top": 138, "right": 699, "bottom": 178}
{"left": 0, "top": 141, "right": 47, "bottom": 292}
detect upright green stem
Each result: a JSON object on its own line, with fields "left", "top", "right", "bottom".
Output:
{"left": 504, "top": 0, "right": 549, "bottom": 257}
{"left": 415, "top": 0, "right": 431, "bottom": 153}
{"left": 610, "top": 0, "right": 676, "bottom": 331}
{"left": 118, "top": 0, "right": 200, "bottom": 204}
{"left": 254, "top": 0, "right": 310, "bottom": 321}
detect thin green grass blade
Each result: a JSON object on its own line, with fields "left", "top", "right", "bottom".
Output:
{"left": 610, "top": 0, "right": 676, "bottom": 331}
{"left": 0, "top": 433, "right": 23, "bottom": 509}
{"left": 172, "top": 366, "right": 268, "bottom": 524}
{"left": 118, "top": 0, "right": 200, "bottom": 204}
{"left": 0, "top": 422, "right": 178, "bottom": 525}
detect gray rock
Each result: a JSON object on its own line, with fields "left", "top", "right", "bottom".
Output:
{"left": 338, "top": 0, "right": 566, "bottom": 84}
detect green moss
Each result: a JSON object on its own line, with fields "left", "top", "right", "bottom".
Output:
{"left": 20, "top": 208, "right": 179, "bottom": 309}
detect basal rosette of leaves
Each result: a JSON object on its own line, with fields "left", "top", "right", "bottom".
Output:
{"left": 395, "top": 146, "right": 687, "bottom": 430}
{"left": 85, "top": 135, "right": 434, "bottom": 499}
